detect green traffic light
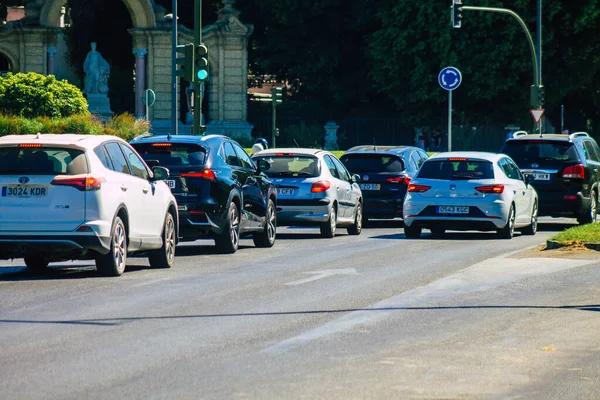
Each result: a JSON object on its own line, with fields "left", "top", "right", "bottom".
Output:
{"left": 197, "top": 69, "right": 208, "bottom": 81}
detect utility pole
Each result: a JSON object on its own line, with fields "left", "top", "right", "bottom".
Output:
{"left": 192, "top": 0, "right": 203, "bottom": 135}
{"left": 171, "top": 0, "right": 178, "bottom": 135}
{"left": 536, "top": 0, "right": 543, "bottom": 133}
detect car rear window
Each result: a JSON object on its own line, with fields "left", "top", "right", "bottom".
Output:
{"left": 253, "top": 155, "right": 319, "bottom": 178}
{"left": 132, "top": 143, "right": 207, "bottom": 166}
{"left": 418, "top": 159, "right": 494, "bottom": 180}
{"left": 0, "top": 146, "right": 88, "bottom": 175}
{"left": 340, "top": 154, "right": 405, "bottom": 173}
{"left": 501, "top": 140, "right": 579, "bottom": 164}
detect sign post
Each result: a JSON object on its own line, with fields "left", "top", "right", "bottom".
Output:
{"left": 142, "top": 89, "right": 156, "bottom": 121}
{"left": 438, "top": 66, "right": 462, "bottom": 151}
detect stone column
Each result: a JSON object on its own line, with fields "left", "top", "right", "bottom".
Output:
{"left": 324, "top": 121, "right": 339, "bottom": 150}
{"left": 46, "top": 46, "right": 57, "bottom": 76}
{"left": 133, "top": 48, "right": 148, "bottom": 119}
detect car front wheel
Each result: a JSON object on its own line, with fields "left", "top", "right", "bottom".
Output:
{"left": 253, "top": 199, "right": 276, "bottom": 247}
{"left": 215, "top": 201, "right": 240, "bottom": 253}
{"left": 149, "top": 212, "right": 176, "bottom": 268}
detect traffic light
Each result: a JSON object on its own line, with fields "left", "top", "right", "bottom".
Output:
{"left": 176, "top": 43, "right": 194, "bottom": 82}
{"left": 271, "top": 87, "right": 283, "bottom": 106}
{"left": 537, "top": 85, "right": 545, "bottom": 107}
{"left": 530, "top": 85, "right": 545, "bottom": 108}
{"left": 451, "top": 0, "right": 463, "bottom": 28}
{"left": 194, "top": 44, "right": 209, "bottom": 83}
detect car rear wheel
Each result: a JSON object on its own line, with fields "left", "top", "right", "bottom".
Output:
{"left": 521, "top": 201, "right": 538, "bottom": 235}
{"left": 497, "top": 204, "right": 515, "bottom": 239}
{"left": 578, "top": 191, "right": 597, "bottom": 225}
{"left": 253, "top": 199, "right": 276, "bottom": 247}
{"left": 24, "top": 254, "right": 49, "bottom": 272}
{"left": 404, "top": 224, "right": 421, "bottom": 239}
{"left": 347, "top": 202, "right": 363, "bottom": 235}
{"left": 320, "top": 206, "right": 337, "bottom": 238}
{"left": 149, "top": 212, "right": 176, "bottom": 268}
{"left": 215, "top": 201, "right": 240, "bottom": 253}
{"left": 96, "top": 216, "right": 127, "bottom": 276}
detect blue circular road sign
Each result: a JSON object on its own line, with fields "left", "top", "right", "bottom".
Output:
{"left": 438, "top": 67, "right": 462, "bottom": 91}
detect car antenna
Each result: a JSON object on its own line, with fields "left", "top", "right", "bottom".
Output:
{"left": 167, "top": 132, "right": 172, "bottom": 141}
{"left": 293, "top": 138, "right": 300, "bottom": 148}
{"left": 372, "top": 137, "right": 377, "bottom": 151}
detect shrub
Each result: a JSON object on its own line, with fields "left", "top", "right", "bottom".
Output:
{"left": 0, "top": 72, "right": 88, "bottom": 118}
{"left": 104, "top": 113, "right": 150, "bottom": 141}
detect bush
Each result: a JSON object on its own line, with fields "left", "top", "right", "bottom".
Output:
{"left": 104, "top": 113, "right": 150, "bottom": 141}
{"left": 0, "top": 72, "right": 88, "bottom": 118}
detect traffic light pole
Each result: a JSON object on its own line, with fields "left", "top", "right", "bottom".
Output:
{"left": 171, "top": 0, "right": 178, "bottom": 135}
{"left": 192, "top": 0, "right": 203, "bottom": 135}
{"left": 271, "top": 97, "right": 277, "bottom": 148}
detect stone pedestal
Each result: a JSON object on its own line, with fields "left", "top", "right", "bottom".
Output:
{"left": 324, "top": 121, "right": 339, "bottom": 150}
{"left": 87, "top": 94, "right": 113, "bottom": 120}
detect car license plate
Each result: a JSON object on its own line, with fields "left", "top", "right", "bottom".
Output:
{"left": 2, "top": 186, "right": 48, "bottom": 197}
{"left": 359, "top": 183, "right": 380, "bottom": 191}
{"left": 436, "top": 206, "right": 469, "bottom": 214}
{"left": 533, "top": 173, "right": 550, "bottom": 180}
{"left": 166, "top": 179, "right": 176, "bottom": 189}
{"left": 276, "top": 188, "right": 295, "bottom": 195}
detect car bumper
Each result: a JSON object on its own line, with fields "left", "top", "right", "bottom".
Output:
{"left": 275, "top": 198, "right": 332, "bottom": 225}
{"left": 537, "top": 190, "right": 589, "bottom": 217}
{"left": 0, "top": 233, "right": 111, "bottom": 260}
{"left": 363, "top": 197, "right": 404, "bottom": 219}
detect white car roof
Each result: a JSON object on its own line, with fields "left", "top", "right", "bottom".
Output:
{"left": 428, "top": 151, "right": 505, "bottom": 162}
{"left": 0, "top": 133, "right": 125, "bottom": 148}
{"left": 253, "top": 148, "right": 329, "bottom": 157}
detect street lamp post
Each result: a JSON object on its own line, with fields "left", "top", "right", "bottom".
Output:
{"left": 165, "top": 1, "right": 178, "bottom": 136}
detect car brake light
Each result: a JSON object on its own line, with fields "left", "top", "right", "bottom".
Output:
{"left": 448, "top": 157, "right": 467, "bottom": 161}
{"left": 180, "top": 169, "right": 216, "bottom": 180}
{"left": 475, "top": 184, "right": 504, "bottom": 194}
{"left": 51, "top": 175, "right": 105, "bottom": 191}
{"left": 151, "top": 143, "right": 172, "bottom": 147}
{"left": 562, "top": 164, "right": 585, "bottom": 179}
{"left": 20, "top": 143, "right": 42, "bottom": 148}
{"left": 407, "top": 184, "right": 431, "bottom": 192}
{"left": 311, "top": 180, "right": 331, "bottom": 192}
{"left": 386, "top": 176, "right": 411, "bottom": 185}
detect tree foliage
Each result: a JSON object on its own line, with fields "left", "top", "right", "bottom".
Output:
{"left": 0, "top": 72, "right": 88, "bottom": 118}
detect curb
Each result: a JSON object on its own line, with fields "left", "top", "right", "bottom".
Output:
{"left": 546, "top": 240, "right": 600, "bottom": 251}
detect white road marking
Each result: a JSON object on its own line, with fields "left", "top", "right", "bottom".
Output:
{"left": 284, "top": 268, "right": 359, "bottom": 286}
{"left": 265, "top": 255, "right": 596, "bottom": 353}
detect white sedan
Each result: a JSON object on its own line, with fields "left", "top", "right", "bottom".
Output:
{"left": 0, "top": 134, "right": 178, "bottom": 276}
{"left": 403, "top": 152, "right": 538, "bottom": 239}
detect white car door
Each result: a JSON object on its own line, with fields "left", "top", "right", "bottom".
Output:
{"left": 500, "top": 158, "right": 530, "bottom": 224}
{"left": 323, "top": 155, "right": 349, "bottom": 218}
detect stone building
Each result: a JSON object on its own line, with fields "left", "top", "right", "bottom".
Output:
{"left": 0, "top": 0, "right": 253, "bottom": 138}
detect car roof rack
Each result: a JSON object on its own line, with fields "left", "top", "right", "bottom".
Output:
{"left": 569, "top": 132, "right": 589, "bottom": 139}
{"left": 512, "top": 130, "right": 529, "bottom": 138}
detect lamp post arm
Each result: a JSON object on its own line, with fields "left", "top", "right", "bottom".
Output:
{"left": 461, "top": 6, "right": 539, "bottom": 89}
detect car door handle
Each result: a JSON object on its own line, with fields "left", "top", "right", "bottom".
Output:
{"left": 121, "top": 185, "right": 128, "bottom": 192}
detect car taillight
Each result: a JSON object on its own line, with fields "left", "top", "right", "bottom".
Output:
{"left": 180, "top": 169, "right": 216, "bottom": 180}
{"left": 407, "top": 184, "right": 431, "bottom": 192}
{"left": 475, "top": 184, "right": 505, "bottom": 194}
{"left": 311, "top": 180, "right": 331, "bottom": 193}
{"left": 562, "top": 164, "right": 585, "bottom": 179}
{"left": 51, "top": 175, "right": 105, "bottom": 191}
{"left": 386, "top": 176, "right": 411, "bottom": 185}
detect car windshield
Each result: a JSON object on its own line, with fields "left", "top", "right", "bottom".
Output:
{"left": 132, "top": 143, "right": 207, "bottom": 167}
{"left": 418, "top": 159, "right": 494, "bottom": 180}
{"left": 340, "top": 154, "right": 405, "bottom": 173}
{"left": 501, "top": 141, "right": 579, "bottom": 164}
{"left": 0, "top": 146, "right": 88, "bottom": 175}
{"left": 254, "top": 155, "right": 319, "bottom": 178}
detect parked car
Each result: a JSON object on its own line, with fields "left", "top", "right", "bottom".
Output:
{"left": 0, "top": 134, "right": 178, "bottom": 276}
{"left": 130, "top": 134, "right": 276, "bottom": 253}
{"left": 500, "top": 131, "right": 600, "bottom": 224}
{"left": 340, "top": 145, "right": 429, "bottom": 221}
{"left": 403, "top": 152, "right": 538, "bottom": 239}
{"left": 251, "top": 148, "right": 363, "bottom": 238}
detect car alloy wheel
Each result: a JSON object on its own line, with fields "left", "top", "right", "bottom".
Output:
{"left": 112, "top": 221, "right": 127, "bottom": 273}
{"left": 522, "top": 201, "right": 538, "bottom": 235}
{"left": 347, "top": 202, "right": 362, "bottom": 235}
{"left": 498, "top": 204, "right": 515, "bottom": 239}
{"left": 229, "top": 204, "right": 240, "bottom": 248}
{"left": 253, "top": 199, "right": 276, "bottom": 247}
{"left": 320, "top": 206, "right": 337, "bottom": 238}
{"left": 216, "top": 202, "right": 240, "bottom": 253}
{"left": 149, "top": 213, "right": 176, "bottom": 268}
{"left": 96, "top": 216, "right": 127, "bottom": 276}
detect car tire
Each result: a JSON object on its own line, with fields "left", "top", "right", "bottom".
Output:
{"left": 96, "top": 216, "right": 127, "bottom": 276}
{"left": 404, "top": 224, "right": 422, "bottom": 239}
{"left": 577, "top": 191, "right": 597, "bottom": 225}
{"left": 497, "top": 204, "right": 515, "bottom": 239}
{"left": 430, "top": 228, "right": 445, "bottom": 237}
{"left": 347, "top": 202, "right": 363, "bottom": 235}
{"left": 215, "top": 201, "right": 240, "bottom": 254}
{"left": 24, "top": 254, "right": 49, "bottom": 272}
{"left": 320, "top": 205, "right": 337, "bottom": 238}
{"left": 521, "top": 201, "right": 538, "bottom": 235}
{"left": 149, "top": 213, "right": 176, "bottom": 268}
{"left": 253, "top": 199, "right": 276, "bottom": 248}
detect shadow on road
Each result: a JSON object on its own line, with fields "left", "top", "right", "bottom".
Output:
{"left": 1, "top": 304, "right": 598, "bottom": 326}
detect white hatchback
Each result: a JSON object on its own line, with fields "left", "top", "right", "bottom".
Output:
{"left": 403, "top": 152, "right": 538, "bottom": 239}
{"left": 0, "top": 134, "right": 178, "bottom": 276}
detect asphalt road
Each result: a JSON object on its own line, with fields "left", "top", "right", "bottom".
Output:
{"left": 1, "top": 218, "right": 600, "bottom": 400}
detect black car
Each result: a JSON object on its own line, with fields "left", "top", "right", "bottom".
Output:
{"left": 500, "top": 132, "right": 600, "bottom": 224}
{"left": 340, "top": 145, "right": 429, "bottom": 220}
{"left": 130, "top": 134, "right": 277, "bottom": 253}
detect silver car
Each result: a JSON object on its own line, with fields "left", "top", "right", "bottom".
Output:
{"left": 252, "top": 148, "right": 363, "bottom": 237}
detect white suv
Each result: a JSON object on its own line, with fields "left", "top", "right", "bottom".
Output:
{"left": 0, "top": 134, "right": 178, "bottom": 276}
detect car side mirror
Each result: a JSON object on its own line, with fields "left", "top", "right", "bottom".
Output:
{"left": 524, "top": 174, "right": 534, "bottom": 185}
{"left": 256, "top": 159, "right": 271, "bottom": 173}
{"left": 351, "top": 174, "right": 360, "bottom": 183}
{"left": 151, "top": 166, "right": 169, "bottom": 181}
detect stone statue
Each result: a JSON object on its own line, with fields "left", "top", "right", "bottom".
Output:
{"left": 83, "top": 42, "right": 110, "bottom": 95}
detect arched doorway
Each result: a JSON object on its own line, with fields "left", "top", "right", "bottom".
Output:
{"left": 0, "top": 53, "right": 10, "bottom": 76}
